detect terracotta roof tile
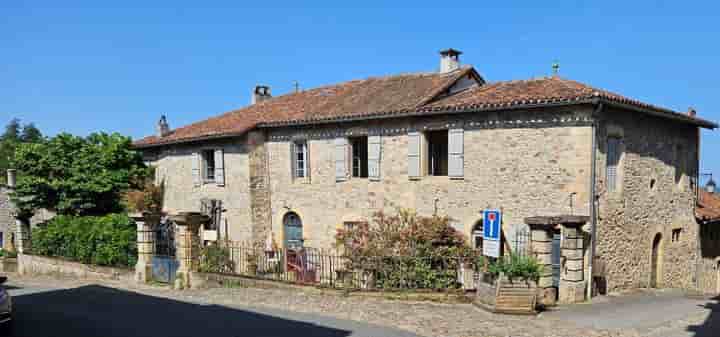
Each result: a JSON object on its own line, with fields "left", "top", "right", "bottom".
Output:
{"left": 698, "top": 190, "right": 720, "bottom": 222}
{"left": 134, "top": 68, "right": 717, "bottom": 148}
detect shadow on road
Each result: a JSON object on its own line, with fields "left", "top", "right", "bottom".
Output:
{"left": 8, "top": 285, "right": 351, "bottom": 337}
{"left": 687, "top": 295, "right": 720, "bottom": 337}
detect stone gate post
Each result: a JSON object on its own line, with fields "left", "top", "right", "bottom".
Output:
{"left": 525, "top": 220, "right": 555, "bottom": 307}
{"left": 559, "top": 221, "right": 586, "bottom": 304}
{"left": 130, "top": 213, "right": 161, "bottom": 284}
{"left": 170, "top": 212, "right": 209, "bottom": 289}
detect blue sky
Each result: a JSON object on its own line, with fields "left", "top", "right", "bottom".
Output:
{"left": 1, "top": 1, "right": 719, "bottom": 182}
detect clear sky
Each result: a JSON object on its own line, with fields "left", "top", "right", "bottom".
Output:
{"left": 2, "top": 1, "right": 719, "bottom": 182}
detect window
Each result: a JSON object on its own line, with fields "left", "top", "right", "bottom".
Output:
{"left": 606, "top": 137, "right": 622, "bottom": 192}
{"left": 293, "top": 141, "right": 308, "bottom": 178}
{"left": 426, "top": 130, "right": 448, "bottom": 176}
{"left": 350, "top": 136, "right": 368, "bottom": 178}
{"left": 672, "top": 228, "right": 682, "bottom": 242}
{"left": 201, "top": 149, "right": 215, "bottom": 182}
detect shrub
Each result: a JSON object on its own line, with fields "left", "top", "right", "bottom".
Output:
{"left": 31, "top": 213, "right": 137, "bottom": 267}
{"left": 335, "top": 209, "right": 476, "bottom": 289}
{"left": 486, "top": 253, "right": 541, "bottom": 281}
{"left": 199, "top": 244, "right": 235, "bottom": 274}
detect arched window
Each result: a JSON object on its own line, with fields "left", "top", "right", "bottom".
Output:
{"left": 283, "top": 212, "right": 303, "bottom": 250}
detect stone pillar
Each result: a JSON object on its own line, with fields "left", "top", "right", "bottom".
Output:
{"left": 15, "top": 218, "right": 30, "bottom": 254}
{"left": 527, "top": 222, "right": 556, "bottom": 307}
{"left": 130, "top": 213, "right": 160, "bottom": 284}
{"left": 559, "top": 223, "right": 586, "bottom": 304}
{"left": 170, "top": 212, "right": 209, "bottom": 289}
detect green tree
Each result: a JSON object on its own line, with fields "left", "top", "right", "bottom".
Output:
{"left": 20, "top": 122, "right": 43, "bottom": 143}
{"left": 12, "top": 132, "right": 148, "bottom": 216}
{"left": 2, "top": 118, "right": 21, "bottom": 142}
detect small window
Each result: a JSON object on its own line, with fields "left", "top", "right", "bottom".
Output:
{"left": 606, "top": 137, "right": 622, "bottom": 192}
{"left": 672, "top": 228, "right": 682, "bottom": 242}
{"left": 293, "top": 141, "right": 308, "bottom": 178}
{"left": 350, "top": 136, "right": 368, "bottom": 178}
{"left": 201, "top": 149, "right": 215, "bottom": 182}
{"left": 426, "top": 130, "right": 448, "bottom": 176}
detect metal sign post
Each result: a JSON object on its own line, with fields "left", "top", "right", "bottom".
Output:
{"left": 482, "top": 209, "right": 502, "bottom": 258}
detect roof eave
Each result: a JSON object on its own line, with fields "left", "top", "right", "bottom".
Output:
{"left": 599, "top": 99, "right": 718, "bottom": 129}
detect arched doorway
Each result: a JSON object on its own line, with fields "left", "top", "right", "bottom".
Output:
{"left": 650, "top": 233, "right": 662, "bottom": 288}
{"left": 283, "top": 212, "right": 303, "bottom": 251}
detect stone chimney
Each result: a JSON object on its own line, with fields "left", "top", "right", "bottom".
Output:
{"left": 156, "top": 115, "right": 170, "bottom": 138}
{"left": 6, "top": 169, "right": 16, "bottom": 188}
{"left": 439, "top": 48, "right": 462, "bottom": 73}
{"left": 688, "top": 107, "right": 697, "bottom": 117}
{"left": 252, "top": 85, "right": 272, "bottom": 104}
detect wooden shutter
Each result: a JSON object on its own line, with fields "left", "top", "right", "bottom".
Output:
{"left": 606, "top": 137, "right": 620, "bottom": 192}
{"left": 214, "top": 148, "right": 225, "bottom": 186}
{"left": 448, "top": 128, "right": 464, "bottom": 178}
{"left": 334, "top": 137, "right": 348, "bottom": 182}
{"left": 408, "top": 132, "right": 421, "bottom": 179}
{"left": 368, "top": 135, "right": 382, "bottom": 181}
{"left": 192, "top": 152, "right": 201, "bottom": 187}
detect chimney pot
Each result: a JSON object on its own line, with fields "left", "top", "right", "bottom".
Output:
{"left": 688, "top": 107, "right": 697, "bottom": 117}
{"left": 157, "top": 115, "right": 170, "bottom": 138}
{"left": 6, "top": 169, "right": 16, "bottom": 188}
{"left": 439, "top": 48, "right": 462, "bottom": 73}
{"left": 252, "top": 85, "right": 272, "bottom": 104}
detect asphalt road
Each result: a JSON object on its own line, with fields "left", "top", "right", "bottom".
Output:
{"left": 4, "top": 280, "right": 421, "bottom": 337}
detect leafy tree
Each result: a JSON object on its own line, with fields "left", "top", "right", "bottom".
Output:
{"left": 2, "top": 118, "right": 21, "bottom": 142}
{"left": 20, "top": 122, "right": 43, "bottom": 143}
{"left": 11, "top": 132, "right": 148, "bottom": 216}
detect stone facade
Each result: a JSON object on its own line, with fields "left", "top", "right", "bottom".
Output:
{"left": 0, "top": 186, "right": 14, "bottom": 250}
{"left": 594, "top": 107, "right": 700, "bottom": 292}
{"left": 143, "top": 103, "right": 708, "bottom": 296}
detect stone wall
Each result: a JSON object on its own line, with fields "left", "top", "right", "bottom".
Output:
{"left": 18, "top": 254, "right": 134, "bottom": 281}
{"left": 595, "top": 107, "right": 699, "bottom": 292}
{"left": 147, "top": 137, "right": 253, "bottom": 242}
{"left": 697, "top": 222, "right": 720, "bottom": 293}
{"left": 266, "top": 107, "right": 594, "bottom": 249}
{"left": 0, "top": 186, "right": 13, "bottom": 250}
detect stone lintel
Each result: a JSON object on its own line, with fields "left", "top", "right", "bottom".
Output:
{"left": 524, "top": 215, "right": 589, "bottom": 227}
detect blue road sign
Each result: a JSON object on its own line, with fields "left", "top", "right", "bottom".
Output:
{"left": 482, "top": 209, "right": 501, "bottom": 240}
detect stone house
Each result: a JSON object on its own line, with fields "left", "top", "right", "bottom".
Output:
{"left": 135, "top": 49, "right": 718, "bottom": 298}
{"left": 0, "top": 170, "right": 55, "bottom": 252}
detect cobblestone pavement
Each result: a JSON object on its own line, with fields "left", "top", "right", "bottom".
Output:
{"left": 5, "top": 274, "right": 715, "bottom": 337}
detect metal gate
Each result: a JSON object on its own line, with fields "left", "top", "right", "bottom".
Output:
{"left": 551, "top": 232, "right": 561, "bottom": 288}
{"left": 152, "top": 219, "right": 178, "bottom": 283}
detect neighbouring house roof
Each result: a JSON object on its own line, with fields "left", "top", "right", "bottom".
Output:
{"left": 698, "top": 190, "right": 720, "bottom": 223}
{"left": 133, "top": 66, "right": 717, "bottom": 148}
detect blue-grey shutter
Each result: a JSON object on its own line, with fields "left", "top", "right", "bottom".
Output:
{"left": 192, "top": 152, "right": 201, "bottom": 187}
{"left": 334, "top": 137, "right": 348, "bottom": 182}
{"left": 606, "top": 138, "right": 620, "bottom": 192}
{"left": 290, "top": 142, "right": 297, "bottom": 179}
{"left": 408, "top": 132, "right": 421, "bottom": 179}
{"left": 448, "top": 128, "right": 464, "bottom": 178}
{"left": 214, "top": 148, "right": 225, "bottom": 186}
{"left": 368, "top": 135, "right": 381, "bottom": 181}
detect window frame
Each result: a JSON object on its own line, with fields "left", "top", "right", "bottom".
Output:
{"left": 349, "top": 136, "right": 369, "bottom": 178}
{"left": 425, "top": 130, "right": 449, "bottom": 177}
{"left": 293, "top": 140, "right": 308, "bottom": 179}
{"left": 201, "top": 149, "right": 216, "bottom": 183}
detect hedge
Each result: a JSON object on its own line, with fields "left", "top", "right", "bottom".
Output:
{"left": 31, "top": 213, "right": 137, "bottom": 268}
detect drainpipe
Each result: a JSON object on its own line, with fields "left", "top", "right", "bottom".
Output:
{"left": 587, "top": 101, "right": 603, "bottom": 299}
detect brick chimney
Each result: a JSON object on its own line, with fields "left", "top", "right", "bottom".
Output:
{"left": 252, "top": 85, "right": 272, "bottom": 104}
{"left": 156, "top": 115, "right": 170, "bottom": 138}
{"left": 439, "top": 48, "right": 462, "bottom": 73}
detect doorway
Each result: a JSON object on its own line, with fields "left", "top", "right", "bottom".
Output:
{"left": 283, "top": 212, "right": 303, "bottom": 251}
{"left": 651, "top": 233, "right": 662, "bottom": 288}
{"left": 716, "top": 261, "right": 720, "bottom": 294}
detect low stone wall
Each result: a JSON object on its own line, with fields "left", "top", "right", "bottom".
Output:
{"left": 18, "top": 254, "right": 133, "bottom": 282}
{"left": 0, "top": 257, "right": 17, "bottom": 273}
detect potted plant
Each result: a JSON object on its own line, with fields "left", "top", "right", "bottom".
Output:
{"left": 475, "top": 254, "right": 541, "bottom": 314}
